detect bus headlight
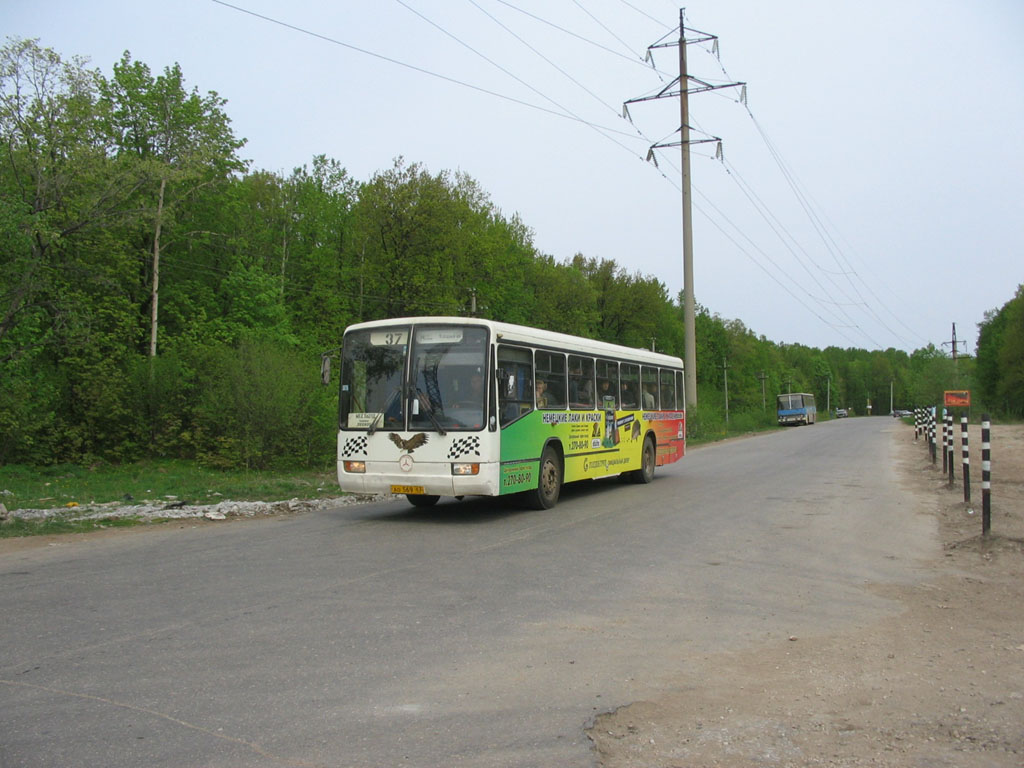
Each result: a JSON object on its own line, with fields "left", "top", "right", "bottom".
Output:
{"left": 344, "top": 460, "right": 366, "bottom": 473}
{"left": 451, "top": 463, "right": 480, "bottom": 476}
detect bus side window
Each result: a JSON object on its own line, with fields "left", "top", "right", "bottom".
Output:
{"left": 676, "top": 371, "right": 685, "bottom": 409}
{"left": 497, "top": 345, "right": 533, "bottom": 426}
{"left": 620, "top": 363, "right": 639, "bottom": 409}
{"left": 568, "top": 355, "right": 594, "bottom": 409}
{"left": 641, "top": 366, "right": 659, "bottom": 410}
{"left": 536, "top": 350, "right": 566, "bottom": 409}
{"left": 659, "top": 369, "right": 676, "bottom": 410}
{"left": 596, "top": 359, "right": 618, "bottom": 408}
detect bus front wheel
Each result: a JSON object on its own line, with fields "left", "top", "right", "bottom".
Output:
{"left": 529, "top": 445, "right": 562, "bottom": 509}
{"left": 631, "top": 436, "right": 656, "bottom": 484}
{"left": 407, "top": 493, "right": 440, "bottom": 508}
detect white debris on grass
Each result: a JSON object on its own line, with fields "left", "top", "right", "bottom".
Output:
{"left": 7, "top": 494, "right": 395, "bottom": 523}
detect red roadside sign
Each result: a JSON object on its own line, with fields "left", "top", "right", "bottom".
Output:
{"left": 944, "top": 390, "right": 971, "bottom": 407}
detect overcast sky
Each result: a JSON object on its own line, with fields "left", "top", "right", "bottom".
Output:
{"left": 5, "top": 0, "right": 1022, "bottom": 355}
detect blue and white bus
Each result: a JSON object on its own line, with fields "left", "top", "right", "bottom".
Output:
{"left": 777, "top": 393, "right": 816, "bottom": 425}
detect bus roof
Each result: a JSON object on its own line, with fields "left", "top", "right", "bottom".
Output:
{"left": 343, "top": 316, "right": 684, "bottom": 369}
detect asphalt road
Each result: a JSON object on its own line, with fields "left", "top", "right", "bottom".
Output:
{"left": 0, "top": 417, "right": 937, "bottom": 768}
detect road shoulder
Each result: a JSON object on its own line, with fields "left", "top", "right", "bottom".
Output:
{"left": 589, "top": 422, "right": 1024, "bottom": 768}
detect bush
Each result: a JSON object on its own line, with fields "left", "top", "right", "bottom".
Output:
{"left": 127, "top": 351, "right": 198, "bottom": 459}
{"left": 687, "top": 399, "right": 777, "bottom": 441}
{"left": 191, "top": 337, "right": 335, "bottom": 469}
{"left": 0, "top": 358, "right": 60, "bottom": 465}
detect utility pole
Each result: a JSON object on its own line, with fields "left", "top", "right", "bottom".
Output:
{"left": 623, "top": 9, "right": 744, "bottom": 410}
{"left": 679, "top": 17, "right": 697, "bottom": 409}
{"left": 827, "top": 376, "right": 831, "bottom": 414}
{"left": 757, "top": 370, "right": 767, "bottom": 411}
{"left": 941, "top": 322, "right": 960, "bottom": 360}
{"left": 722, "top": 357, "right": 730, "bottom": 424}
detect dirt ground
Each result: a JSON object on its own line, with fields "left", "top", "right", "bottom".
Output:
{"left": 588, "top": 421, "right": 1024, "bottom": 767}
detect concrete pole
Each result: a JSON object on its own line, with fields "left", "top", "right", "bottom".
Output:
{"left": 679, "top": 8, "right": 697, "bottom": 408}
{"left": 722, "top": 357, "right": 729, "bottom": 424}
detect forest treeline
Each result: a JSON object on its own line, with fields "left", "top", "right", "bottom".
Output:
{"left": 1, "top": 39, "right": 1020, "bottom": 469}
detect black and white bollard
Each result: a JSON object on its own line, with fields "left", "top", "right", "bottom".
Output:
{"left": 942, "top": 412, "right": 948, "bottom": 474}
{"left": 947, "top": 413, "right": 955, "bottom": 487}
{"left": 961, "top": 416, "right": 970, "bottom": 503}
{"left": 982, "top": 414, "right": 991, "bottom": 536}
{"left": 929, "top": 408, "right": 937, "bottom": 465}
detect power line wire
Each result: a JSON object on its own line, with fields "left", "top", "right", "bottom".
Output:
{"left": 615, "top": 0, "right": 674, "bottom": 30}
{"left": 210, "top": 0, "right": 644, "bottom": 142}
{"left": 570, "top": 0, "right": 644, "bottom": 63}
{"left": 699, "top": 43, "right": 929, "bottom": 348}
{"left": 393, "top": 0, "right": 653, "bottom": 160}
{"left": 466, "top": 0, "right": 635, "bottom": 127}
{"left": 488, "top": 0, "right": 673, "bottom": 77}
{"left": 214, "top": 0, "right": 913, "bottom": 350}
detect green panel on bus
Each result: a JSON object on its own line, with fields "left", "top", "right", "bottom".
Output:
{"left": 498, "top": 407, "right": 656, "bottom": 494}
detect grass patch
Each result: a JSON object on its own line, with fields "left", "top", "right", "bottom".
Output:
{"left": 0, "top": 459, "right": 340, "bottom": 513}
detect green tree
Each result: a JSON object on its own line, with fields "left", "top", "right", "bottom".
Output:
{"left": 975, "top": 285, "right": 1024, "bottom": 416}
{"left": 100, "top": 51, "right": 247, "bottom": 358}
{"left": 908, "top": 344, "right": 956, "bottom": 407}
{"left": 352, "top": 158, "right": 462, "bottom": 317}
{"left": 0, "top": 39, "right": 149, "bottom": 461}
{"left": 282, "top": 156, "right": 358, "bottom": 346}
{"left": 975, "top": 305, "right": 1008, "bottom": 407}
{"left": 995, "top": 286, "right": 1024, "bottom": 416}
{"left": 350, "top": 158, "right": 542, "bottom": 325}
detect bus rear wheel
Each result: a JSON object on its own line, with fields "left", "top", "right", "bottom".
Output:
{"left": 528, "top": 445, "right": 562, "bottom": 509}
{"left": 631, "top": 436, "right": 656, "bottom": 484}
{"left": 407, "top": 493, "right": 440, "bottom": 508}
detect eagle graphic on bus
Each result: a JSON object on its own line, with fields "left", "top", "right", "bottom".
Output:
{"left": 389, "top": 433, "right": 428, "bottom": 453}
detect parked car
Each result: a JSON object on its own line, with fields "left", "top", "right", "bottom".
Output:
{"left": 892, "top": 409, "right": 912, "bottom": 418}
{"left": 835, "top": 408, "right": 848, "bottom": 418}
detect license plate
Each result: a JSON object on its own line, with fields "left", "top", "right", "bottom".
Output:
{"left": 391, "top": 485, "right": 425, "bottom": 495}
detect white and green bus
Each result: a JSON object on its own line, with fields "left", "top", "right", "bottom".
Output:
{"left": 336, "top": 317, "right": 686, "bottom": 509}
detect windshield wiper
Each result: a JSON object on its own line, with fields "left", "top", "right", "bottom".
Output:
{"left": 368, "top": 387, "right": 402, "bottom": 435}
{"left": 415, "top": 388, "right": 447, "bottom": 436}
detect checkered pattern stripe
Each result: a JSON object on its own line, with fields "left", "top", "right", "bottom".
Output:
{"left": 342, "top": 436, "right": 368, "bottom": 457}
{"left": 446, "top": 436, "right": 481, "bottom": 460}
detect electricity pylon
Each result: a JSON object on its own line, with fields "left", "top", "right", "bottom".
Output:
{"left": 624, "top": 8, "right": 744, "bottom": 408}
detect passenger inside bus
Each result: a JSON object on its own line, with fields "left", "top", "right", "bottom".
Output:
{"left": 643, "top": 384, "right": 657, "bottom": 409}
{"left": 621, "top": 382, "right": 637, "bottom": 409}
{"left": 535, "top": 379, "right": 548, "bottom": 408}
{"left": 568, "top": 357, "right": 594, "bottom": 408}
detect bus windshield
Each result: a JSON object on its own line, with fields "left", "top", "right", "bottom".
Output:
{"left": 340, "top": 324, "right": 488, "bottom": 432}
{"left": 778, "top": 394, "right": 810, "bottom": 410}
